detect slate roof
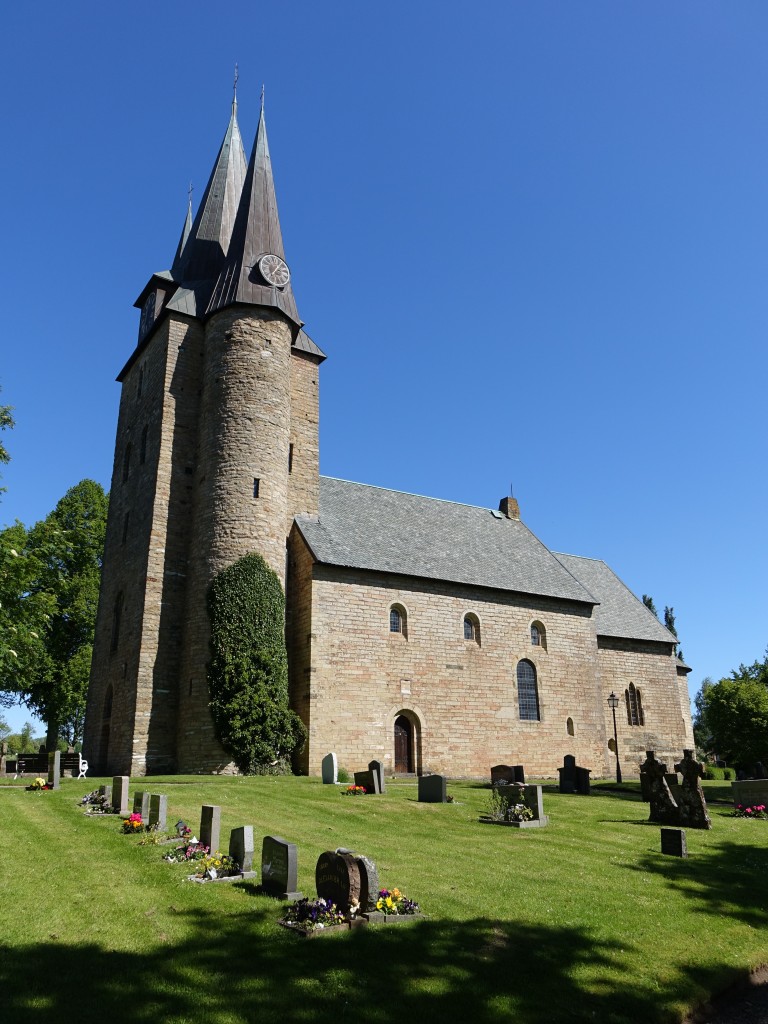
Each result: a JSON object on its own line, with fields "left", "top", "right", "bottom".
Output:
{"left": 295, "top": 477, "right": 597, "bottom": 605}
{"left": 553, "top": 552, "right": 677, "bottom": 644}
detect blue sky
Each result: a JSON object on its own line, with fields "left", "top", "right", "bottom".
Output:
{"left": 1, "top": 2, "right": 766, "bottom": 733}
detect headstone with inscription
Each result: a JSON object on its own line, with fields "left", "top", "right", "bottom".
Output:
{"left": 149, "top": 794, "right": 168, "bottom": 831}
{"left": 261, "top": 835, "right": 301, "bottom": 900}
{"left": 661, "top": 827, "right": 688, "bottom": 857}
{"left": 321, "top": 752, "right": 338, "bottom": 785}
{"left": 368, "top": 760, "right": 386, "bottom": 794}
{"left": 200, "top": 805, "right": 221, "bottom": 852}
{"left": 112, "top": 776, "right": 130, "bottom": 815}
{"left": 229, "top": 826, "right": 255, "bottom": 874}
{"left": 418, "top": 773, "right": 448, "bottom": 803}
{"left": 315, "top": 849, "right": 361, "bottom": 913}
{"left": 353, "top": 769, "right": 380, "bottom": 794}
{"left": 47, "top": 751, "right": 61, "bottom": 790}
{"left": 133, "top": 791, "right": 150, "bottom": 823}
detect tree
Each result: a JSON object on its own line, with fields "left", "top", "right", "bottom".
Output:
{"left": 0, "top": 388, "right": 14, "bottom": 497}
{"left": 207, "top": 553, "right": 306, "bottom": 773}
{"left": 0, "top": 480, "right": 108, "bottom": 748}
{"left": 698, "top": 650, "right": 768, "bottom": 767}
{"left": 642, "top": 595, "right": 658, "bottom": 617}
{"left": 664, "top": 606, "right": 677, "bottom": 639}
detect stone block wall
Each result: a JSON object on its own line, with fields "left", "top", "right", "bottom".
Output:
{"left": 288, "top": 350, "right": 320, "bottom": 529}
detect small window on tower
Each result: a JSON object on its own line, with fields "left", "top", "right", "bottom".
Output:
{"left": 122, "top": 443, "right": 132, "bottom": 483}
{"left": 253, "top": 478, "right": 260, "bottom": 498}
{"left": 288, "top": 444, "right": 294, "bottom": 474}
{"left": 140, "top": 425, "right": 148, "bottom": 465}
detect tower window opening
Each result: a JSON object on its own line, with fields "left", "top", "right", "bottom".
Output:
{"left": 253, "top": 478, "right": 260, "bottom": 498}
{"left": 288, "top": 444, "right": 294, "bottom": 474}
{"left": 140, "top": 425, "right": 148, "bottom": 465}
{"left": 122, "top": 442, "right": 132, "bottom": 483}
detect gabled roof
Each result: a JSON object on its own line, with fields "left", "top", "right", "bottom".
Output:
{"left": 553, "top": 552, "right": 677, "bottom": 644}
{"left": 295, "top": 477, "right": 597, "bottom": 605}
{"left": 293, "top": 329, "right": 326, "bottom": 361}
{"left": 206, "top": 103, "right": 301, "bottom": 328}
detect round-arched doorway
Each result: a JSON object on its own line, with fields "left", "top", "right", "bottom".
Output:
{"left": 394, "top": 714, "right": 415, "bottom": 774}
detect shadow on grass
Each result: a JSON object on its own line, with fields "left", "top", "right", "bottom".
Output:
{"left": 0, "top": 906, "right": 738, "bottom": 1024}
{"left": 630, "top": 840, "right": 768, "bottom": 930}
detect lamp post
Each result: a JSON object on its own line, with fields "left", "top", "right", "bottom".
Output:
{"left": 607, "top": 691, "right": 622, "bottom": 784}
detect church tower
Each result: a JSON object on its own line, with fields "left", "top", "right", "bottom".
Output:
{"left": 84, "top": 91, "right": 325, "bottom": 776}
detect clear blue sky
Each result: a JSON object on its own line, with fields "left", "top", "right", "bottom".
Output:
{"left": 1, "top": 2, "right": 766, "bottom": 733}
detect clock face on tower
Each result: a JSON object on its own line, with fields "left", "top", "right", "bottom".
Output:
{"left": 139, "top": 291, "right": 156, "bottom": 339}
{"left": 258, "top": 253, "right": 290, "bottom": 288}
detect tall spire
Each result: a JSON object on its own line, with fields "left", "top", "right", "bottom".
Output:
{"left": 206, "top": 100, "right": 301, "bottom": 328}
{"left": 170, "top": 186, "right": 194, "bottom": 277}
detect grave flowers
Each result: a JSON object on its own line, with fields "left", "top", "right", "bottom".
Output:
{"left": 374, "top": 888, "right": 420, "bottom": 916}
{"left": 280, "top": 897, "right": 348, "bottom": 933}
{"left": 190, "top": 852, "right": 240, "bottom": 881}
{"left": 80, "top": 790, "right": 115, "bottom": 813}
{"left": 27, "top": 777, "right": 53, "bottom": 792}
{"left": 486, "top": 786, "right": 534, "bottom": 823}
{"left": 121, "top": 813, "right": 157, "bottom": 835}
{"left": 163, "top": 838, "right": 210, "bottom": 863}
{"left": 733, "top": 803, "right": 767, "bottom": 819}
{"left": 341, "top": 785, "right": 366, "bottom": 796}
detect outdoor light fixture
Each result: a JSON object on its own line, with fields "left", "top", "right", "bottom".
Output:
{"left": 607, "top": 691, "right": 622, "bottom": 784}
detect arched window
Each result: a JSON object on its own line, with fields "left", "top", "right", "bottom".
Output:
{"left": 463, "top": 614, "right": 480, "bottom": 644}
{"left": 625, "top": 683, "right": 644, "bottom": 726}
{"left": 566, "top": 717, "right": 575, "bottom": 736}
{"left": 140, "top": 425, "right": 148, "bottom": 465}
{"left": 389, "top": 605, "right": 407, "bottom": 636}
{"left": 517, "top": 659, "right": 540, "bottom": 721}
{"left": 103, "top": 685, "right": 114, "bottom": 721}
{"left": 530, "top": 621, "right": 547, "bottom": 649}
{"left": 111, "top": 591, "right": 124, "bottom": 653}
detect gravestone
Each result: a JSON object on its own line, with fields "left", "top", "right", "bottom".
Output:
{"left": 321, "top": 752, "right": 338, "bottom": 785}
{"left": 674, "top": 750, "right": 711, "bottom": 830}
{"left": 639, "top": 751, "right": 679, "bottom": 825}
{"left": 47, "top": 751, "right": 61, "bottom": 790}
{"left": 661, "top": 828, "right": 688, "bottom": 857}
{"left": 418, "top": 773, "right": 448, "bottom": 803}
{"left": 112, "top": 776, "right": 130, "bottom": 815}
{"left": 149, "top": 794, "right": 168, "bottom": 831}
{"left": 315, "top": 849, "right": 361, "bottom": 913}
{"left": 98, "top": 784, "right": 112, "bottom": 802}
{"left": 229, "top": 826, "right": 255, "bottom": 874}
{"left": 133, "top": 791, "right": 150, "bottom": 823}
{"left": 558, "top": 755, "right": 591, "bottom": 795}
{"left": 753, "top": 761, "right": 767, "bottom": 779}
{"left": 200, "top": 805, "right": 221, "bottom": 852}
{"left": 0, "top": 741, "right": 7, "bottom": 774}
{"left": 353, "top": 769, "right": 380, "bottom": 794}
{"left": 355, "top": 854, "right": 380, "bottom": 912}
{"left": 262, "top": 835, "right": 301, "bottom": 900}
{"left": 491, "top": 764, "right": 526, "bottom": 786}
{"left": 368, "top": 759, "right": 386, "bottom": 794}
{"left": 732, "top": 779, "right": 768, "bottom": 808}
{"left": 522, "top": 784, "right": 549, "bottom": 825}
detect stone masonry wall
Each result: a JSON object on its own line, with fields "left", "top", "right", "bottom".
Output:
{"left": 300, "top": 564, "right": 610, "bottom": 778}
{"left": 175, "top": 307, "right": 294, "bottom": 773}
{"left": 286, "top": 528, "right": 315, "bottom": 774}
{"left": 287, "top": 350, "right": 320, "bottom": 529}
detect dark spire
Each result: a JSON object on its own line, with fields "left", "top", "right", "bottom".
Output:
{"left": 206, "top": 101, "right": 301, "bottom": 328}
{"left": 170, "top": 188, "right": 194, "bottom": 277}
{"left": 172, "top": 98, "right": 247, "bottom": 289}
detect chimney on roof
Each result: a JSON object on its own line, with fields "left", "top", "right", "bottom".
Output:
{"left": 499, "top": 496, "right": 520, "bottom": 520}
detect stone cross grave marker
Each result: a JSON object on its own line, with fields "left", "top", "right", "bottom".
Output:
{"left": 149, "top": 794, "right": 168, "bottom": 831}
{"left": 262, "top": 835, "right": 302, "bottom": 900}
{"left": 661, "top": 827, "right": 688, "bottom": 857}
{"left": 368, "top": 760, "right": 386, "bottom": 794}
{"left": 639, "top": 751, "right": 679, "bottom": 826}
{"left": 112, "top": 776, "right": 130, "bottom": 815}
{"left": 229, "top": 826, "right": 255, "bottom": 874}
{"left": 321, "top": 752, "right": 338, "bottom": 785}
{"left": 133, "top": 791, "right": 150, "bottom": 823}
{"left": 418, "top": 773, "right": 448, "bottom": 803}
{"left": 200, "top": 805, "right": 221, "bottom": 852}
{"left": 316, "top": 850, "right": 361, "bottom": 913}
{"left": 353, "top": 769, "right": 380, "bottom": 794}
{"left": 47, "top": 751, "right": 61, "bottom": 790}
{"left": 674, "top": 750, "right": 712, "bottom": 830}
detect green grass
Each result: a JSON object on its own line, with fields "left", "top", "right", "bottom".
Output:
{"left": 1, "top": 776, "right": 766, "bottom": 1023}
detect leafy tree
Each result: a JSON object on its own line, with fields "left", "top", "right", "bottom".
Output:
{"left": 0, "top": 713, "right": 9, "bottom": 738}
{"left": 692, "top": 676, "right": 714, "bottom": 752}
{"left": 0, "top": 480, "right": 108, "bottom": 748}
{"left": 207, "top": 553, "right": 306, "bottom": 773}
{"left": 0, "top": 389, "right": 14, "bottom": 496}
{"left": 698, "top": 650, "right": 768, "bottom": 766}
{"left": 664, "top": 606, "right": 677, "bottom": 639}
{"left": 642, "top": 595, "right": 658, "bottom": 617}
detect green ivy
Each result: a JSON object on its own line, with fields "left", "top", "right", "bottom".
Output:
{"left": 207, "top": 554, "right": 306, "bottom": 774}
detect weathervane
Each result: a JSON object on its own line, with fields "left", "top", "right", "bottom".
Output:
{"left": 233, "top": 63, "right": 239, "bottom": 105}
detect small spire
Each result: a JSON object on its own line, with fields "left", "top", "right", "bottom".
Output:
{"left": 260, "top": 82, "right": 265, "bottom": 113}
{"left": 233, "top": 63, "right": 239, "bottom": 112}
{"left": 188, "top": 181, "right": 194, "bottom": 210}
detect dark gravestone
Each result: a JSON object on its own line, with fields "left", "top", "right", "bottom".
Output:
{"left": 353, "top": 769, "right": 380, "bottom": 794}
{"left": 321, "top": 752, "right": 338, "bottom": 785}
{"left": 639, "top": 751, "right": 679, "bottom": 826}
{"left": 133, "top": 791, "right": 150, "bottom": 823}
{"left": 315, "top": 850, "right": 361, "bottom": 913}
{"left": 418, "top": 773, "right": 448, "bottom": 803}
{"left": 491, "top": 764, "right": 525, "bottom": 786}
{"left": 523, "top": 784, "right": 548, "bottom": 824}
{"left": 229, "top": 826, "right": 255, "bottom": 873}
{"left": 368, "top": 760, "right": 386, "bottom": 794}
{"left": 47, "top": 751, "right": 61, "bottom": 790}
{"left": 148, "top": 794, "right": 167, "bottom": 831}
{"left": 558, "top": 755, "right": 591, "bottom": 795}
{"left": 262, "top": 835, "right": 302, "bottom": 900}
{"left": 112, "top": 776, "right": 130, "bottom": 815}
{"left": 674, "top": 750, "right": 712, "bottom": 830}
{"left": 661, "top": 828, "right": 688, "bottom": 857}
{"left": 754, "top": 761, "right": 766, "bottom": 780}
{"left": 200, "top": 805, "right": 221, "bottom": 852}
{"left": 355, "top": 854, "right": 380, "bottom": 912}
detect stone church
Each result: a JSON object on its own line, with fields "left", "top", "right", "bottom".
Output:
{"left": 83, "top": 94, "right": 694, "bottom": 779}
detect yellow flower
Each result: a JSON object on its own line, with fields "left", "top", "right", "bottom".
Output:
{"left": 392, "top": 889, "right": 402, "bottom": 899}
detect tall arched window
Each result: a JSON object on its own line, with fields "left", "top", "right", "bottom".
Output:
{"left": 389, "top": 605, "right": 407, "bottom": 637}
{"left": 140, "top": 424, "right": 148, "bottom": 465}
{"left": 463, "top": 613, "right": 480, "bottom": 644}
{"left": 530, "top": 621, "right": 547, "bottom": 649}
{"left": 111, "top": 591, "right": 124, "bottom": 653}
{"left": 122, "top": 442, "right": 132, "bottom": 483}
{"left": 625, "top": 683, "right": 644, "bottom": 726}
{"left": 517, "top": 659, "right": 540, "bottom": 721}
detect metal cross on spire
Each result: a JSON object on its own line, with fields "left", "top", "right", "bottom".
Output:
{"left": 188, "top": 181, "right": 194, "bottom": 208}
{"left": 260, "top": 82, "right": 265, "bottom": 113}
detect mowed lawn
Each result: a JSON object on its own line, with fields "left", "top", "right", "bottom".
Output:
{"left": 1, "top": 776, "right": 766, "bottom": 1024}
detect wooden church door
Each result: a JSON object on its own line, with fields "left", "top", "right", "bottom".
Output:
{"left": 394, "top": 715, "right": 413, "bottom": 773}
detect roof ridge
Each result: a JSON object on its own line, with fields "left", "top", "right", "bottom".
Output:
{"left": 320, "top": 475, "right": 498, "bottom": 513}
